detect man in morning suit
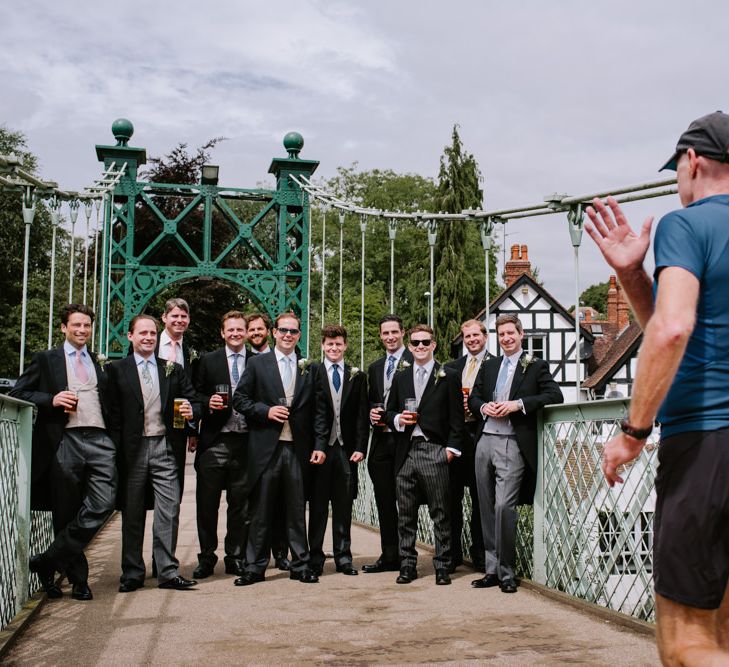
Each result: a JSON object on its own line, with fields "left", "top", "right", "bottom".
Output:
{"left": 246, "top": 311, "right": 290, "bottom": 571}
{"left": 444, "top": 319, "right": 488, "bottom": 573}
{"left": 233, "top": 312, "right": 325, "bottom": 586}
{"left": 363, "top": 314, "right": 413, "bottom": 573}
{"left": 469, "top": 313, "right": 563, "bottom": 593}
{"left": 309, "top": 325, "right": 369, "bottom": 576}
{"left": 108, "top": 314, "right": 201, "bottom": 592}
{"left": 192, "top": 311, "right": 249, "bottom": 579}
{"left": 385, "top": 324, "right": 465, "bottom": 586}
{"left": 11, "top": 304, "right": 116, "bottom": 601}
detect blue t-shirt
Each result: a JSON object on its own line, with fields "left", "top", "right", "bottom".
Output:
{"left": 654, "top": 194, "right": 729, "bottom": 437}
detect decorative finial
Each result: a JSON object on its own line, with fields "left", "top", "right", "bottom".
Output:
{"left": 112, "top": 118, "right": 134, "bottom": 147}
{"left": 283, "top": 131, "right": 304, "bottom": 159}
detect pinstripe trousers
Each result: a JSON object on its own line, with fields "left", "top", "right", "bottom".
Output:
{"left": 396, "top": 439, "right": 452, "bottom": 569}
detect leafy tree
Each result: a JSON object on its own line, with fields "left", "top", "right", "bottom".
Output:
{"left": 579, "top": 280, "right": 610, "bottom": 316}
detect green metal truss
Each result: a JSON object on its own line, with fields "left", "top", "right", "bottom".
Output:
{"left": 95, "top": 120, "right": 318, "bottom": 356}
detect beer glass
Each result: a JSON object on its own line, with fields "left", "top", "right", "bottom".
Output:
{"left": 173, "top": 398, "right": 187, "bottom": 429}
{"left": 215, "top": 384, "right": 230, "bottom": 408}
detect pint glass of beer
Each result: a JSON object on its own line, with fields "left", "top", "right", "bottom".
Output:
{"left": 403, "top": 398, "right": 418, "bottom": 424}
{"left": 215, "top": 384, "right": 230, "bottom": 408}
{"left": 173, "top": 398, "right": 186, "bottom": 429}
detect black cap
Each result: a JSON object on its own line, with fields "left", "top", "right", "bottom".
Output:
{"left": 661, "top": 111, "right": 729, "bottom": 171}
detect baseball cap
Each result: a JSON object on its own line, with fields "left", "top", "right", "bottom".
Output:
{"left": 660, "top": 111, "right": 729, "bottom": 171}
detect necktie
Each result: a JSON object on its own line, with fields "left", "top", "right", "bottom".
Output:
{"left": 494, "top": 357, "right": 510, "bottom": 400}
{"left": 465, "top": 356, "right": 478, "bottom": 387}
{"left": 415, "top": 366, "right": 427, "bottom": 402}
{"left": 281, "top": 356, "right": 293, "bottom": 388}
{"left": 141, "top": 360, "right": 153, "bottom": 387}
{"left": 169, "top": 340, "right": 179, "bottom": 364}
{"left": 231, "top": 353, "right": 240, "bottom": 384}
{"left": 386, "top": 355, "right": 396, "bottom": 381}
{"left": 75, "top": 351, "right": 89, "bottom": 383}
{"left": 332, "top": 364, "right": 341, "bottom": 392}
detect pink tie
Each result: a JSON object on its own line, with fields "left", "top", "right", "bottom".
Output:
{"left": 169, "top": 340, "right": 179, "bottom": 364}
{"left": 75, "top": 351, "right": 89, "bottom": 383}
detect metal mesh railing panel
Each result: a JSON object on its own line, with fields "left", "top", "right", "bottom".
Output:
{"left": 542, "top": 404, "right": 657, "bottom": 622}
{"left": 29, "top": 511, "right": 53, "bottom": 596}
{"left": 0, "top": 417, "right": 21, "bottom": 629}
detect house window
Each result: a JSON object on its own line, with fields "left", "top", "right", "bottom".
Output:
{"left": 525, "top": 335, "right": 545, "bottom": 359}
{"left": 598, "top": 510, "right": 653, "bottom": 575}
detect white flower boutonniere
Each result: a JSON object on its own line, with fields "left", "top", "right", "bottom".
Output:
{"left": 348, "top": 366, "right": 361, "bottom": 378}
{"left": 397, "top": 359, "right": 411, "bottom": 372}
{"left": 165, "top": 360, "right": 175, "bottom": 377}
{"left": 189, "top": 347, "right": 199, "bottom": 362}
{"left": 520, "top": 353, "right": 535, "bottom": 371}
{"left": 96, "top": 353, "right": 108, "bottom": 370}
{"left": 298, "top": 358, "right": 313, "bottom": 375}
{"left": 434, "top": 368, "right": 447, "bottom": 386}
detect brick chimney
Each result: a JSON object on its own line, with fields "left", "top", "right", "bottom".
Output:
{"left": 606, "top": 275, "right": 618, "bottom": 324}
{"left": 617, "top": 280, "right": 630, "bottom": 330}
{"left": 504, "top": 244, "right": 532, "bottom": 288}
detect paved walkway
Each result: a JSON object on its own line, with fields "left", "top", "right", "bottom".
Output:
{"left": 5, "top": 462, "right": 659, "bottom": 665}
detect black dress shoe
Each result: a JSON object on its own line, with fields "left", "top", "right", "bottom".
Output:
{"left": 118, "top": 579, "right": 144, "bottom": 593}
{"left": 71, "top": 582, "right": 93, "bottom": 601}
{"left": 29, "top": 554, "right": 62, "bottom": 599}
{"left": 224, "top": 560, "right": 244, "bottom": 576}
{"left": 234, "top": 571, "right": 265, "bottom": 586}
{"left": 500, "top": 578, "right": 518, "bottom": 593}
{"left": 274, "top": 556, "right": 291, "bottom": 571}
{"left": 336, "top": 564, "right": 358, "bottom": 576}
{"left": 193, "top": 563, "right": 215, "bottom": 579}
{"left": 290, "top": 568, "right": 319, "bottom": 583}
{"left": 471, "top": 573, "right": 500, "bottom": 589}
{"left": 362, "top": 559, "right": 401, "bottom": 573}
{"left": 158, "top": 575, "right": 198, "bottom": 590}
{"left": 435, "top": 569, "right": 452, "bottom": 585}
{"left": 396, "top": 566, "right": 417, "bottom": 584}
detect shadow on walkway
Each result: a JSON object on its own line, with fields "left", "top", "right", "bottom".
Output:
{"left": 5, "top": 461, "right": 659, "bottom": 665}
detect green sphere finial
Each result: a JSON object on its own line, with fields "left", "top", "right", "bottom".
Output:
{"left": 112, "top": 118, "right": 134, "bottom": 147}
{"left": 283, "top": 131, "right": 304, "bottom": 158}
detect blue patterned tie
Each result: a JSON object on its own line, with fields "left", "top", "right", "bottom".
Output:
{"left": 231, "top": 353, "right": 240, "bottom": 384}
{"left": 332, "top": 364, "right": 341, "bottom": 392}
{"left": 494, "top": 356, "right": 510, "bottom": 400}
{"left": 386, "top": 355, "right": 396, "bottom": 381}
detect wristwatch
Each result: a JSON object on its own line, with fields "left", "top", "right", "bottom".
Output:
{"left": 619, "top": 419, "right": 653, "bottom": 440}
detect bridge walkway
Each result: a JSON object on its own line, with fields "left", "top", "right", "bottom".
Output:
{"left": 4, "top": 463, "right": 658, "bottom": 665}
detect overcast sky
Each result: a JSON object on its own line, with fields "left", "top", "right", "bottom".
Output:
{"left": 2, "top": 1, "right": 727, "bottom": 305}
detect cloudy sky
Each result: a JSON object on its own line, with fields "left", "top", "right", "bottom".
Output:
{"left": 2, "top": 1, "right": 727, "bottom": 304}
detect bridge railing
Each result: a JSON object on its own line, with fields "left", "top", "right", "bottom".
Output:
{"left": 0, "top": 395, "right": 53, "bottom": 631}
{"left": 353, "top": 398, "right": 656, "bottom": 623}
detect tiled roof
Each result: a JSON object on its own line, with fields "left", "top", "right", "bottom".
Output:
{"left": 582, "top": 320, "right": 643, "bottom": 389}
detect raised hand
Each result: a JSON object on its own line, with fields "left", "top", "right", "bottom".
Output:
{"left": 585, "top": 196, "right": 654, "bottom": 273}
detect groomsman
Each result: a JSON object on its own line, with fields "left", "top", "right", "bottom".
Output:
{"left": 385, "top": 324, "right": 465, "bottom": 585}
{"left": 109, "top": 314, "right": 201, "bottom": 591}
{"left": 233, "top": 312, "right": 324, "bottom": 585}
{"left": 445, "top": 319, "right": 488, "bottom": 572}
{"left": 363, "top": 314, "right": 413, "bottom": 573}
{"left": 11, "top": 304, "right": 116, "bottom": 601}
{"left": 469, "top": 314, "right": 563, "bottom": 593}
{"left": 193, "top": 311, "right": 250, "bottom": 579}
{"left": 309, "top": 325, "right": 369, "bottom": 576}
{"left": 245, "top": 311, "right": 290, "bottom": 571}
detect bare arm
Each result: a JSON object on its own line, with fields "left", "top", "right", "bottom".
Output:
{"left": 585, "top": 196, "right": 655, "bottom": 328}
{"left": 601, "top": 267, "right": 698, "bottom": 485}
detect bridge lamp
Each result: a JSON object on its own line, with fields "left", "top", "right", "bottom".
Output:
{"left": 201, "top": 164, "right": 219, "bottom": 185}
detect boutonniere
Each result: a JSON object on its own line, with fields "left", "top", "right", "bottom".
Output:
{"left": 520, "top": 353, "right": 535, "bottom": 371}
{"left": 397, "top": 359, "right": 411, "bottom": 372}
{"left": 188, "top": 347, "right": 199, "bottom": 362}
{"left": 96, "top": 353, "right": 108, "bottom": 370}
{"left": 348, "top": 366, "right": 361, "bottom": 378}
{"left": 434, "top": 368, "right": 447, "bottom": 385}
{"left": 165, "top": 360, "right": 175, "bottom": 377}
{"left": 298, "top": 358, "right": 313, "bottom": 375}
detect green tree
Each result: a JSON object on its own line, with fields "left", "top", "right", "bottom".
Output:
{"left": 433, "top": 125, "right": 499, "bottom": 348}
{"left": 579, "top": 280, "right": 610, "bottom": 316}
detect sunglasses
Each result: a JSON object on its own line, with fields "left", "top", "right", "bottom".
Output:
{"left": 410, "top": 338, "right": 433, "bottom": 347}
{"left": 277, "top": 327, "right": 300, "bottom": 336}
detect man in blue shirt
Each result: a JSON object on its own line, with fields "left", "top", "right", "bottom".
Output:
{"left": 586, "top": 111, "right": 729, "bottom": 665}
